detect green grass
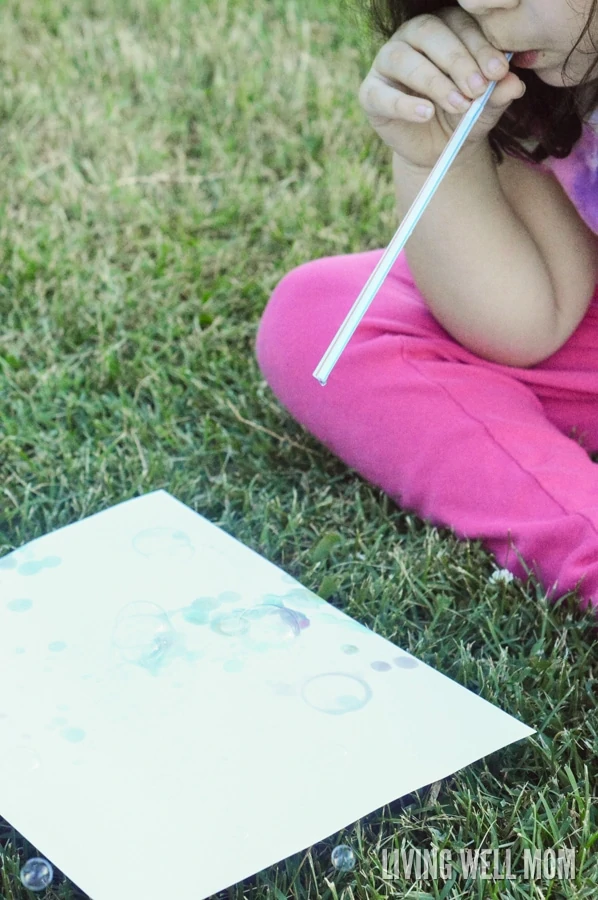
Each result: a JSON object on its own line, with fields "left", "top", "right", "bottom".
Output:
{"left": 0, "top": 0, "right": 596, "bottom": 897}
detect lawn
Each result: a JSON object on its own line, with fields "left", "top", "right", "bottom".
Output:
{"left": 0, "top": 0, "right": 596, "bottom": 897}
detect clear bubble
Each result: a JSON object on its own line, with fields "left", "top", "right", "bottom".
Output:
{"left": 20, "top": 857, "right": 53, "bottom": 891}
{"left": 243, "top": 605, "right": 301, "bottom": 649}
{"left": 112, "top": 602, "right": 176, "bottom": 667}
{"left": 301, "top": 673, "right": 372, "bottom": 715}
{"left": 331, "top": 845, "right": 356, "bottom": 872}
{"left": 210, "top": 611, "right": 250, "bottom": 637}
{"left": 131, "top": 527, "right": 194, "bottom": 560}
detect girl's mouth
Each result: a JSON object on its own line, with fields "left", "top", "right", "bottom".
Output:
{"left": 511, "top": 50, "right": 539, "bottom": 68}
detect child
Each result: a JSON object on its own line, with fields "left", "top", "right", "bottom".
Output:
{"left": 255, "top": 1, "right": 598, "bottom": 617}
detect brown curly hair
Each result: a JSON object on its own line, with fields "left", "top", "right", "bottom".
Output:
{"left": 353, "top": 0, "right": 598, "bottom": 166}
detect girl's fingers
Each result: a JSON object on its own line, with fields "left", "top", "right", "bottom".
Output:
{"left": 374, "top": 42, "right": 477, "bottom": 116}
{"left": 358, "top": 72, "right": 438, "bottom": 123}
{"left": 375, "top": 12, "right": 511, "bottom": 109}
{"left": 434, "top": 7, "right": 511, "bottom": 84}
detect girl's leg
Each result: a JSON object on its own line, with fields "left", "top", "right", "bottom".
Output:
{"left": 255, "top": 249, "right": 598, "bottom": 614}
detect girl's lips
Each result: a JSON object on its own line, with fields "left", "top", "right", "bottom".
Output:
{"left": 511, "top": 50, "right": 539, "bottom": 68}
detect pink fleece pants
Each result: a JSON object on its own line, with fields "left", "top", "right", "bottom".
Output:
{"left": 255, "top": 248, "right": 598, "bottom": 616}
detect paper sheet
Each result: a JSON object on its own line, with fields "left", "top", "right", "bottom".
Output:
{"left": 0, "top": 490, "right": 534, "bottom": 899}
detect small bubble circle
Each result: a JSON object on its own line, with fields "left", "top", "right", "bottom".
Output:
{"left": 370, "top": 660, "right": 392, "bottom": 672}
{"left": 393, "top": 655, "right": 419, "bottom": 669}
{"left": 331, "top": 844, "right": 356, "bottom": 872}
{"left": 341, "top": 644, "right": 359, "bottom": 655}
{"left": 20, "top": 858, "right": 53, "bottom": 891}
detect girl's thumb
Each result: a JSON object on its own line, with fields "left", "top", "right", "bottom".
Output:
{"left": 490, "top": 72, "right": 526, "bottom": 107}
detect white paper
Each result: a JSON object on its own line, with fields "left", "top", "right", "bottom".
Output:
{"left": 0, "top": 490, "right": 534, "bottom": 899}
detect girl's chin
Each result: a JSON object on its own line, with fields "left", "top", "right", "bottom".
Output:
{"left": 532, "top": 67, "right": 576, "bottom": 88}
{"left": 530, "top": 59, "right": 591, "bottom": 89}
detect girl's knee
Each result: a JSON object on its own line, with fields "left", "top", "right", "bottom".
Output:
{"left": 255, "top": 260, "right": 325, "bottom": 391}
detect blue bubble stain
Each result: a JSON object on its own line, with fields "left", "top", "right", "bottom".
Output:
{"left": 182, "top": 597, "right": 219, "bottom": 625}
{"left": 15, "top": 647, "right": 26, "bottom": 655}
{"left": 48, "top": 641, "right": 67, "bottom": 653}
{"left": 0, "top": 554, "right": 17, "bottom": 570}
{"left": 337, "top": 694, "right": 363, "bottom": 711}
{"left": 18, "top": 561, "right": 45, "bottom": 576}
{"left": 7, "top": 599, "right": 33, "bottom": 612}
{"left": 218, "top": 591, "right": 241, "bottom": 604}
{"left": 272, "top": 682, "right": 296, "bottom": 696}
{"left": 223, "top": 659, "right": 244, "bottom": 673}
{"left": 260, "top": 594, "right": 285, "bottom": 608}
{"left": 61, "top": 727, "right": 86, "bottom": 743}
{"left": 18, "top": 556, "right": 62, "bottom": 576}
{"left": 341, "top": 644, "right": 359, "bottom": 655}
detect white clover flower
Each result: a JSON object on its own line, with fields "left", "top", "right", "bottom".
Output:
{"left": 489, "top": 568, "right": 514, "bottom": 585}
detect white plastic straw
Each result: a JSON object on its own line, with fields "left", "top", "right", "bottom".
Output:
{"left": 313, "top": 52, "right": 513, "bottom": 386}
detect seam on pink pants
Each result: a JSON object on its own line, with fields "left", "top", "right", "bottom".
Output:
{"left": 399, "top": 342, "right": 597, "bottom": 605}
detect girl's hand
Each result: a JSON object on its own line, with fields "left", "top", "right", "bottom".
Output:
{"left": 358, "top": 6, "right": 526, "bottom": 171}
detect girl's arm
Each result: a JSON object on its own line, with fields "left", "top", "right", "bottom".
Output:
{"left": 496, "top": 152, "right": 598, "bottom": 355}
{"left": 392, "top": 142, "right": 597, "bottom": 368}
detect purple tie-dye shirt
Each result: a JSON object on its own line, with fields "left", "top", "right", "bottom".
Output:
{"left": 530, "top": 111, "right": 598, "bottom": 235}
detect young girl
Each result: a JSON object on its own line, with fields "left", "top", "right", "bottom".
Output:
{"left": 255, "top": 0, "right": 598, "bottom": 618}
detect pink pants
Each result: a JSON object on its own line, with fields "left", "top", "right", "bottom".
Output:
{"left": 255, "top": 248, "right": 598, "bottom": 616}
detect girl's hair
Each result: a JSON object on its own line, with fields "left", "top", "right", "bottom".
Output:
{"left": 357, "top": 0, "right": 598, "bottom": 166}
